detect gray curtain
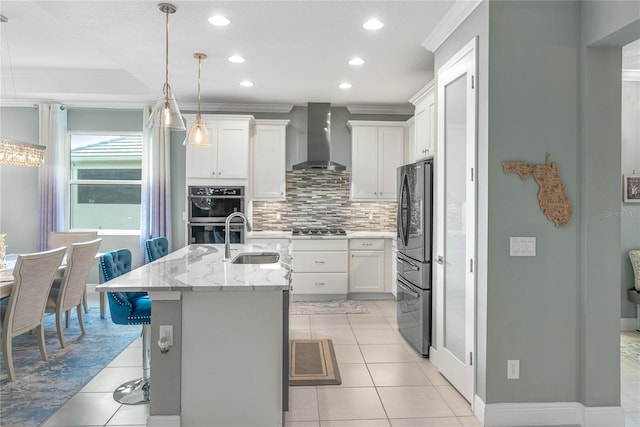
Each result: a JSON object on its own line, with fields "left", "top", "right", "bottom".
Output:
{"left": 38, "top": 103, "right": 67, "bottom": 251}
{"left": 140, "top": 107, "right": 173, "bottom": 262}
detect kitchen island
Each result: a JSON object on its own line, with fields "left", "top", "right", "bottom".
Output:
{"left": 96, "top": 243, "right": 290, "bottom": 427}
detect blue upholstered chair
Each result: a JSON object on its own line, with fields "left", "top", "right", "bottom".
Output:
{"left": 100, "top": 249, "right": 151, "bottom": 405}
{"left": 145, "top": 237, "right": 169, "bottom": 263}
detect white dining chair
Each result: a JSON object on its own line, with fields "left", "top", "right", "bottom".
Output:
{"left": 48, "top": 231, "right": 99, "bottom": 314}
{"left": 45, "top": 238, "right": 102, "bottom": 348}
{"left": 0, "top": 247, "right": 66, "bottom": 381}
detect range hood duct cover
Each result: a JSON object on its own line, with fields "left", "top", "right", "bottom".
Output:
{"left": 292, "top": 103, "right": 346, "bottom": 171}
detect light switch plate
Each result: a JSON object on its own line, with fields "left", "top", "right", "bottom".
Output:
{"left": 510, "top": 237, "right": 536, "bottom": 256}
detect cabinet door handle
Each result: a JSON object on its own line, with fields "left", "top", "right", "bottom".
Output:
{"left": 314, "top": 260, "right": 325, "bottom": 264}
{"left": 362, "top": 243, "right": 372, "bottom": 246}
{"left": 314, "top": 282, "right": 325, "bottom": 286}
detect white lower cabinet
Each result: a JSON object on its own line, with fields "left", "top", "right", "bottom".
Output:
{"left": 291, "top": 239, "right": 348, "bottom": 299}
{"left": 349, "top": 239, "right": 386, "bottom": 294}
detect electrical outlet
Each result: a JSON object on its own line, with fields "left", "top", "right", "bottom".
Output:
{"left": 368, "top": 212, "right": 373, "bottom": 221}
{"left": 276, "top": 212, "right": 281, "bottom": 221}
{"left": 507, "top": 359, "right": 519, "bottom": 379}
{"left": 159, "top": 325, "right": 173, "bottom": 347}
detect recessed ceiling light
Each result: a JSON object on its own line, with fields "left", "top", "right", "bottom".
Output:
{"left": 209, "top": 15, "right": 230, "bottom": 26}
{"left": 228, "top": 55, "right": 245, "bottom": 63}
{"left": 339, "top": 83, "right": 352, "bottom": 89}
{"left": 240, "top": 80, "right": 254, "bottom": 87}
{"left": 363, "top": 19, "right": 384, "bottom": 31}
{"left": 349, "top": 57, "right": 365, "bottom": 66}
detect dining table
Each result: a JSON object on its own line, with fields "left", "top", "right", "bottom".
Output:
{"left": 0, "top": 252, "right": 106, "bottom": 317}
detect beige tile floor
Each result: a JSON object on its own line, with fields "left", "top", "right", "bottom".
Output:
{"left": 39, "top": 297, "right": 639, "bottom": 427}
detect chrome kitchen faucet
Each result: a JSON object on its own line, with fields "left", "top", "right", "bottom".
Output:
{"left": 224, "top": 212, "right": 252, "bottom": 259}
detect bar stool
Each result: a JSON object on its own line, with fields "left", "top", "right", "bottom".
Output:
{"left": 145, "top": 237, "right": 169, "bottom": 263}
{"left": 100, "top": 248, "right": 151, "bottom": 405}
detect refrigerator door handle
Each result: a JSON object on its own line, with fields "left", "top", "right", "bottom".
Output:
{"left": 397, "top": 277, "right": 420, "bottom": 298}
{"left": 397, "top": 254, "right": 420, "bottom": 271}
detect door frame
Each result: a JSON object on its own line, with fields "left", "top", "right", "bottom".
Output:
{"left": 434, "top": 36, "right": 478, "bottom": 404}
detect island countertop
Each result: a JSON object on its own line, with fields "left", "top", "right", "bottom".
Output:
{"left": 95, "top": 243, "right": 290, "bottom": 293}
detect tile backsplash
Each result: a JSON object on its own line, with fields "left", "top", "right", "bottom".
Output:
{"left": 252, "top": 170, "right": 396, "bottom": 231}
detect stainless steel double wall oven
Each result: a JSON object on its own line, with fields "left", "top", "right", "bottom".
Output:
{"left": 397, "top": 158, "right": 434, "bottom": 357}
{"left": 187, "top": 186, "right": 245, "bottom": 244}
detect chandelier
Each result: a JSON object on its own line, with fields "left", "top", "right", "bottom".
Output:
{"left": 0, "top": 138, "right": 46, "bottom": 167}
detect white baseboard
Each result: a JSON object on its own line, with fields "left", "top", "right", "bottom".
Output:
{"left": 474, "top": 396, "right": 624, "bottom": 427}
{"left": 620, "top": 317, "right": 638, "bottom": 331}
{"left": 428, "top": 346, "right": 438, "bottom": 365}
{"left": 146, "top": 415, "right": 181, "bottom": 427}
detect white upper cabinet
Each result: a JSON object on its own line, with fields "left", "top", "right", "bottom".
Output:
{"left": 348, "top": 121, "right": 404, "bottom": 200}
{"left": 408, "top": 81, "right": 435, "bottom": 161}
{"left": 185, "top": 115, "right": 253, "bottom": 179}
{"left": 251, "top": 119, "right": 289, "bottom": 200}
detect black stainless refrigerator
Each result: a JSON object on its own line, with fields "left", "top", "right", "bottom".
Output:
{"left": 397, "top": 158, "right": 433, "bottom": 357}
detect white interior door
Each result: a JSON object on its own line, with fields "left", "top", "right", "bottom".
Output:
{"left": 435, "top": 37, "right": 477, "bottom": 403}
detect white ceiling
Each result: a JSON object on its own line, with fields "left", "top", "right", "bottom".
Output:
{"left": 0, "top": 1, "right": 463, "bottom": 112}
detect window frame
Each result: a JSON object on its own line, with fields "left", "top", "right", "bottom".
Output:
{"left": 66, "top": 131, "right": 144, "bottom": 234}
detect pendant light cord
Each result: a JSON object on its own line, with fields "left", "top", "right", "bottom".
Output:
{"left": 164, "top": 7, "right": 170, "bottom": 98}
{"left": 197, "top": 56, "right": 202, "bottom": 119}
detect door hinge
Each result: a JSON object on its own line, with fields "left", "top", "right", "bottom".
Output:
{"left": 471, "top": 167, "right": 474, "bottom": 182}
{"left": 471, "top": 75, "right": 475, "bottom": 89}
{"left": 470, "top": 352, "right": 473, "bottom": 366}
{"left": 470, "top": 258, "right": 474, "bottom": 273}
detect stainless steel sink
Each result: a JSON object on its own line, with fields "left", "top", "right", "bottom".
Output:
{"left": 231, "top": 252, "right": 280, "bottom": 265}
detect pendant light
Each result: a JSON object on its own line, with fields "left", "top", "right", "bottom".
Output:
{"left": 184, "top": 53, "right": 211, "bottom": 146}
{"left": 147, "top": 3, "right": 185, "bottom": 130}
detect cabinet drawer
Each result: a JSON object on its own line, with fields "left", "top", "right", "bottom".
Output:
{"left": 293, "top": 252, "right": 348, "bottom": 272}
{"left": 350, "top": 238, "right": 384, "bottom": 250}
{"left": 292, "top": 239, "right": 347, "bottom": 251}
{"left": 292, "top": 273, "right": 348, "bottom": 294}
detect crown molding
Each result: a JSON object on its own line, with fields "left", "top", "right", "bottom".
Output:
{"left": 422, "top": 0, "right": 484, "bottom": 52}
{"left": 622, "top": 69, "right": 640, "bottom": 81}
{"left": 0, "top": 99, "right": 295, "bottom": 113}
{"left": 185, "top": 102, "right": 294, "bottom": 114}
{"left": 346, "top": 104, "right": 414, "bottom": 115}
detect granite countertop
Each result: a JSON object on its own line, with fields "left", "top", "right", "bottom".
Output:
{"left": 96, "top": 244, "right": 290, "bottom": 293}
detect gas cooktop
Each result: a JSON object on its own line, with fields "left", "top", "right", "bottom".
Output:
{"left": 291, "top": 228, "right": 347, "bottom": 237}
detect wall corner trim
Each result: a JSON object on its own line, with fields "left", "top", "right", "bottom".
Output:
{"left": 478, "top": 400, "right": 624, "bottom": 427}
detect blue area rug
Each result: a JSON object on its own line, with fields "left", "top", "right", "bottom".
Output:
{"left": 1, "top": 307, "right": 141, "bottom": 426}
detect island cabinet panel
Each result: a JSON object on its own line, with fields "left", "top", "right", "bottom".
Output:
{"left": 184, "top": 114, "right": 253, "bottom": 179}
{"left": 181, "top": 290, "right": 283, "bottom": 426}
{"left": 291, "top": 238, "right": 348, "bottom": 299}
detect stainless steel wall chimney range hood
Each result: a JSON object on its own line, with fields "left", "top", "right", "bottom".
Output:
{"left": 292, "top": 103, "right": 346, "bottom": 171}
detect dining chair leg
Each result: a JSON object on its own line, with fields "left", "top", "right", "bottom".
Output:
{"left": 36, "top": 324, "right": 48, "bottom": 361}
{"left": 77, "top": 304, "right": 86, "bottom": 335}
{"left": 55, "top": 311, "right": 66, "bottom": 348}
{"left": 83, "top": 289, "right": 89, "bottom": 314}
{"left": 2, "top": 332, "right": 16, "bottom": 382}
{"left": 65, "top": 310, "right": 70, "bottom": 329}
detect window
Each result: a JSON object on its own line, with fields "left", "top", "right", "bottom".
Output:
{"left": 68, "top": 133, "right": 143, "bottom": 231}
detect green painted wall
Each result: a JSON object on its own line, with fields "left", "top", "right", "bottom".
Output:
{"left": 434, "top": 0, "right": 637, "bottom": 408}
{"left": 0, "top": 107, "right": 40, "bottom": 254}
{"left": 486, "top": 0, "right": 581, "bottom": 404}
